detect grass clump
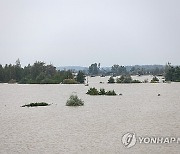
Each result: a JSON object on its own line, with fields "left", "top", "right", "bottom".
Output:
{"left": 66, "top": 95, "right": 84, "bottom": 106}
{"left": 86, "top": 87, "right": 117, "bottom": 96}
{"left": 21, "top": 102, "right": 50, "bottom": 107}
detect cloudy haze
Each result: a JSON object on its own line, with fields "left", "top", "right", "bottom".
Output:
{"left": 0, "top": 0, "right": 180, "bottom": 67}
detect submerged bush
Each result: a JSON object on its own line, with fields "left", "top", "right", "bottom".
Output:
{"left": 131, "top": 80, "right": 142, "bottom": 83}
{"left": 105, "top": 90, "right": 117, "bottom": 95}
{"left": 86, "top": 87, "right": 117, "bottom": 96}
{"left": 99, "top": 88, "right": 106, "bottom": 95}
{"left": 108, "top": 76, "right": 115, "bottom": 83}
{"left": 151, "top": 76, "right": 159, "bottom": 83}
{"left": 116, "top": 75, "right": 141, "bottom": 83}
{"left": 66, "top": 95, "right": 84, "bottom": 106}
{"left": 21, "top": 102, "right": 50, "bottom": 107}
{"left": 86, "top": 87, "right": 99, "bottom": 95}
{"left": 116, "top": 75, "right": 132, "bottom": 83}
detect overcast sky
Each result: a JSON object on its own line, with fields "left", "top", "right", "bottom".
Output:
{"left": 0, "top": 0, "right": 180, "bottom": 67}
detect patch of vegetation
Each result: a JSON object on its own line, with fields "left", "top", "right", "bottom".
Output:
{"left": 0, "top": 60, "right": 76, "bottom": 84}
{"left": 66, "top": 95, "right": 84, "bottom": 106}
{"left": 131, "top": 80, "right": 142, "bottom": 83}
{"left": 89, "top": 63, "right": 100, "bottom": 76}
{"left": 116, "top": 75, "right": 141, "bottom": 83}
{"left": 165, "top": 64, "right": 180, "bottom": 82}
{"left": 86, "top": 87, "right": 117, "bottom": 96}
{"left": 105, "top": 90, "right": 117, "bottom": 95}
{"left": 99, "top": 88, "right": 106, "bottom": 95}
{"left": 40, "top": 78, "right": 59, "bottom": 84}
{"left": 76, "top": 71, "right": 86, "bottom": 83}
{"left": 108, "top": 76, "right": 115, "bottom": 83}
{"left": 8, "top": 79, "right": 16, "bottom": 84}
{"left": 86, "top": 87, "right": 99, "bottom": 95}
{"left": 116, "top": 75, "right": 131, "bottom": 83}
{"left": 62, "top": 79, "right": 78, "bottom": 84}
{"left": 21, "top": 102, "right": 50, "bottom": 107}
{"left": 150, "top": 76, "right": 159, "bottom": 83}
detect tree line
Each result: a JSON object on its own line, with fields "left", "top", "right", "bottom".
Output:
{"left": 164, "top": 63, "right": 180, "bottom": 82}
{"left": 88, "top": 62, "right": 180, "bottom": 82}
{"left": 88, "top": 63, "right": 165, "bottom": 76}
{"left": 0, "top": 59, "right": 85, "bottom": 84}
{"left": 0, "top": 60, "right": 179, "bottom": 83}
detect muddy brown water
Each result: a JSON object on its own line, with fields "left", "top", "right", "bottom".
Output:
{"left": 0, "top": 76, "right": 180, "bottom": 154}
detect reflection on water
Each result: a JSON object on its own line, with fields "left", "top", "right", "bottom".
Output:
{"left": 0, "top": 76, "right": 180, "bottom": 154}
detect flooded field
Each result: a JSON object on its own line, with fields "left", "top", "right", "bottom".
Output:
{"left": 0, "top": 76, "right": 180, "bottom": 154}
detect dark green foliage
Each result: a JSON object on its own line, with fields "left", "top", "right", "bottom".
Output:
{"left": 41, "top": 78, "right": 59, "bottom": 84}
{"left": 99, "top": 88, "right": 106, "bottom": 95}
{"left": 111, "top": 64, "right": 127, "bottom": 76}
{"left": 66, "top": 95, "right": 84, "bottom": 106}
{"left": 129, "top": 65, "right": 165, "bottom": 76}
{"left": 105, "top": 90, "right": 117, "bottom": 95}
{"left": 86, "top": 87, "right": 117, "bottom": 96}
{"left": 21, "top": 102, "right": 50, "bottom": 107}
{"left": 62, "top": 79, "right": 78, "bottom": 84}
{"left": 108, "top": 76, "right": 115, "bottom": 83}
{"left": 76, "top": 71, "right": 86, "bottom": 83}
{"left": 88, "top": 63, "right": 100, "bottom": 75}
{"left": 150, "top": 76, "right": 159, "bottom": 83}
{"left": 116, "top": 75, "right": 132, "bottom": 83}
{"left": 0, "top": 60, "right": 74, "bottom": 84}
{"left": 116, "top": 75, "right": 141, "bottom": 83}
{"left": 131, "top": 80, "right": 142, "bottom": 83}
{"left": 165, "top": 64, "right": 180, "bottom": 82}
{"left": 86, "top": 87, "right": 99, "bottom": 95}
{"left": 8, "top": 79, "right": 16, "bottom": 84}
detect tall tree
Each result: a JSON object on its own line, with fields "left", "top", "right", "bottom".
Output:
{"left": 15, "top": 59, "right": 22, "bottom": 81}
{"left": 89, "top": 63, "right": 99, "bottom": 75}
{"left": 111, "top": 64, "right": 127, "bottom": 75}
{"left": 76, "top": 71, "right": 85, "bottom": 83}
{"left": 0, "top": 64, "right": 4, "bottom": 82}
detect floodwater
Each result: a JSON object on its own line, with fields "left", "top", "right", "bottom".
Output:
{"left": 0, "top": 76, "right": 180, "bottom": 154}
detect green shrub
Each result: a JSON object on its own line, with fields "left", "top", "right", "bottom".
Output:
{"left": 86, "top": 88, "right": 117, "bottom": 96}
{"left": 99, "top": 88, "right": 106, "bottom": 95}
{"left": 131, "top": 80, "right": 142, "bottom": 83}
{"left": 76, "top": 71, "right": 86, "bottom": 83}
{"left": 86, "top": 87, "right": 99, "bottom": 95}
{"left": 62, "top": 79, "right": 78, "bottom": 84}
{"left": 66, "top": 95, "right": 84, "bottom": 106}
{"left": 105, "top": 90, "right": 117, "bottom": 95}
{"left": 116, "top": 75, "right": 141, "bottom": 83}
{"left": 108, "top": 76, "right": 115, "bottom": 83}
{"left": 21, "top": 102, "right": 50, "bottom": 107}
{"left": 151, "top": 76, "right": 159, "bottom": 83}
{"left": 116, "top": 75, "right": 132, "bottom": 83}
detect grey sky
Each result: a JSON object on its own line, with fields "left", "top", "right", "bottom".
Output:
{"left": 0, "top": 0, "right": 180, "bottom": 67}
